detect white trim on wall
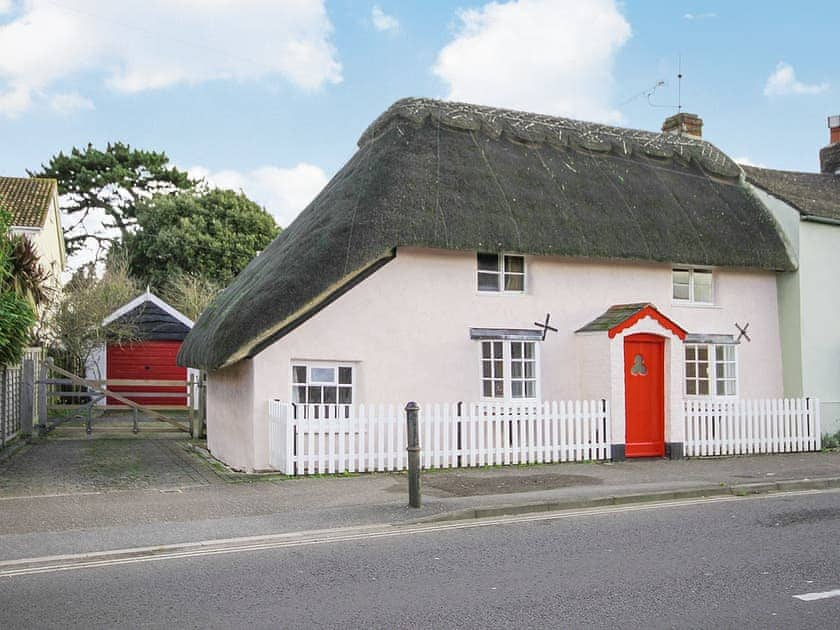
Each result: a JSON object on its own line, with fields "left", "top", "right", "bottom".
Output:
{"left": 102, "top": 290, "right": 194, "bottom": 328}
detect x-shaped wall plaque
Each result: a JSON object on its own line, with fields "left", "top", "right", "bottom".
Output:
{"left": 534, "top": 313, "right": 558, "bottom": 341}
{"left": 735, "top": 322, "right": 751, "bottom": 343}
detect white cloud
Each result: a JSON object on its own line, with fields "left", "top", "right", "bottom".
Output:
{"left": 0, "top": 1, "right": 13, "bottom": 15}
{"left": 432, "top": 0, "right": 631, "bottom": 123}
{"left": 371, "top": 6, "right": 399, "bottom": 32}
{"left": 50, "top": 91, "right": 94, "bottom": 114}
{"left": 683, "top": 12, "right": 717, "bottom": 20}
{"left": 0, "top": 0, "right": 342, "bottom": 116}
{"left": 188, "top": 163, "right": 329, "bottom": 228}
{"left": 764, "top": 62, "right": 828, "bottom": 96}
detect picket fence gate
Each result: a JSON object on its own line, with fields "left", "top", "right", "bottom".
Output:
{"left": 684, "top": 397, "right": 820, "bottom": 456}
{"left": 268, "top": 400, "right": 611, "bottom": 476}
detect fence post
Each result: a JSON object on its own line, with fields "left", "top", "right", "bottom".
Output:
{"left": 20, "top": 359, "right": 34, "bottom": 439}
{"left": 1, "top": 366, "right": 6, "bottom": 448}
{"left": 37, "top": 361, "right": 47, "bottom": 434}
{"left": 189, "top": 374, "right": 201, "bottom": 439}
{"left": 406, "top": 401, "right": 421, "bottom": 508}
{"left": 198, "top": 371, "right": 207, "bottom": 435}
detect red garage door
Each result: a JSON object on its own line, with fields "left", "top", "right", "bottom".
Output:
{"left": 106, "top": 341, "right": 187, "bottom": 406}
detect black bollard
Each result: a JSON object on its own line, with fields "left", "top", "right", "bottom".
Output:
{"left": 405, "top": 401, "right": 421, "bottom": 508}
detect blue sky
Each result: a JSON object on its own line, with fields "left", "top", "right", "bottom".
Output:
{"left": 0, "top": 0, "right": 836, "bottom": 247}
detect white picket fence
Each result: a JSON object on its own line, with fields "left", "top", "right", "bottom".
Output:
{"left": 268, "top": 400, "right": 611, "bottom": 475}
{"left": 684, "top": 397, "right": 821, "bottom": 456}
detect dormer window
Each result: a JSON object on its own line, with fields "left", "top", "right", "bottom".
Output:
{"left": 673, "top": 267, "right": 713, "bottom": 304}
{"left": 477, "top": 253, "right": 525, "bottom": 292}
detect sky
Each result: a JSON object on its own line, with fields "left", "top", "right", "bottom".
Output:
{"left": 0, "top": 0, "right": 836, "bottom": 268}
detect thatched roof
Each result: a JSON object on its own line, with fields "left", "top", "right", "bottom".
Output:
{"left": 179, "top": 98, "right": 794, "bottom": 371}
{"left": 0, "top": 176, "right": 56, "bottom": 228}
{"left": 742, "top": 165, "right": 840, "bottom": 222}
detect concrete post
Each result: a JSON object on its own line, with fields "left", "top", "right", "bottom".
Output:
{"left": 37, "top": 361, "right": 48, "bottom": 433}
{"left": 405, "top": 401, "right": 421, "bottom": 508}
{"left": 189, "top": 374, "right": 201, "bottom": 439}
{"left": 20, "top": 359, "right": 34, "bottom": 439}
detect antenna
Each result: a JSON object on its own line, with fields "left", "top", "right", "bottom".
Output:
{"left": 677, "top": 55, "right": 683, "bottom": 113}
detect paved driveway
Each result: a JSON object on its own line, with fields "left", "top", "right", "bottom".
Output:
{"left": 0, "top": 438, "right": 218, "bottom": 498}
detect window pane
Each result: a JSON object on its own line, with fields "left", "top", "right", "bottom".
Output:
{"left": 292, "top": 366, "right": 307, "bottom": 383}
{"left": 686, "top": 381, "right": 696, "bottom": 395}
{"left": 723, "top": 381, "right": 736, "bottom": 396}
{"left": 523, "top": 343, "right": 534, "bottom": 359}
{"left": 686, "top": 363, "right": 696, "bottom": 378}
{"left": 673, "top": 269, "right": 690, "bottom": 300}
{"left": 698, "top": 380, "right": 709, "bottom": 396}
{"left": 493, "top": 342, "right": 503, "bottom": 359}
{"left": 494, "top": 361, "right": 504, "bottom": 376}
{"left": 694, "top": 270, "right": 713, "bottom": 303}
{"left": 482, "top": 342, "right": 492, "bottom": 359}
{"left": 494, "top": 381, "right": 504, "bottom": 397}
{"left": 338, "top": 367, "right": 352, "bottom": 385}
{"left": 310, "top": 367, "right": 335, "bottom": 384}
{"left": 524, "top": 362, "right": 535, "bottom": 378}
{"left": 478, "top": 272, "right": 499, "bottom": 291}
{"left": 725, "top": 363, "right": 736, "bottom": 378}
{"left": 511, "top": 362, "right": 522, "bottom": 378}
{"left": 324, "top": 387, "right": 337, "bottom": 404}
{"left": 716, "top": 363, "right": 726, "bottom": 379}
{"left": 504, "top": 256, "right": 524, "bottom": 273}
{"left": 338, "top": 387, "right": 352, "bottom": 404}
{"left": 723, "top": 346, "right": 735, "bottom": 361}
{"left": 504, "top": 274, "right": 524, "bottom": 291}
{"left": 697, "top": 347, "right": 708, "bottom": 361}
{"left": 477, "top": 252, "right": 499, "bottom": 271}
{"left": 483, "top": 362, "right": 492, "bottom": 378}
{"left": 715, "top": 345, "right": 725, "bottom": 361}
{"left": 294, "top": 386, "right": 307, "bottom": 403}
{"left": 685, "top": 346, "right": 696, "bottom": 360}
{"left": 483, "top": 381, "right": 493, "bottom": 397}
{"left": 307, "top": 386, "right": 322, "bottom": 403}
{"left": 525, "top": 381, "right": 536, "bottom": 398}
{"left": 511, "top": 343, "right": 521, "bottom": 359}
{"left": 511, "top": 381, "right": 522, "bottom": 398}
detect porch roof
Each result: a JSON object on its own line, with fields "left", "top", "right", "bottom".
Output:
{"left": 575, "top": 303, "right": 687, "bottom": 340}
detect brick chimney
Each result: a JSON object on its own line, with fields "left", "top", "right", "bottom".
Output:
{"left": 661, "top": 112, "right": 703, "bottom": 138}
{"left": 820, "top": 115, "right": 840, "bottom": 174}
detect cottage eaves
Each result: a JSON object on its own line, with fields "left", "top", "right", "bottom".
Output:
{"left": 179, "top": 98, "right": 795, "bottom": 371}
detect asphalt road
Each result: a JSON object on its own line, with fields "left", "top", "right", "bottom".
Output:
{"left": 2, "top": 490, "right": 840, "bottom": 629}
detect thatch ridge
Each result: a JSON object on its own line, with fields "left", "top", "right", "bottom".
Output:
{"left": 742, "top": 164, "right": 840, "bottom": 221}
{"left": 179, "top": 98, "right": 794, "bottom": 371}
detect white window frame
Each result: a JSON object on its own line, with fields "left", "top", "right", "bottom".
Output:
{"left": 290, "top": 361, "right": 356, "bottom": 409}
{"left": 672, "top": 267, "right": 714, "bottom": 305}
{"left": 477, "top": 253, "right": 526, "bottom": 293}
{"left": 684, "top": 343, "right": 738, "bottom": 398}
{"left": 478, "top": 340, "right": 540, "bottom": 401}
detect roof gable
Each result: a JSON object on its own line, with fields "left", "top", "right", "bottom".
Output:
{"left": 576, "top": 303, "right": 687, "bottom": 340}
{"left": 0, "top": 177, "right": 57, "bottom": 228}
{"left": 179, "top": 98, "right": 793, "bottom": 371}
{"left": 102, "top": 290, "right": 193, "bottom": 339}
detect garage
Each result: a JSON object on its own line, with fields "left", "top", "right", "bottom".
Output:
{"left": 87, "top": 291, "right": 194, "bottom": 407}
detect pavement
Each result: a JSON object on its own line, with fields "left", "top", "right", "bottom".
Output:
{"left": 1, "top": 435, "right": 839, "bottom": 561}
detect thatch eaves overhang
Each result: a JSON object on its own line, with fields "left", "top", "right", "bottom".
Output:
{"left": 179, "top": 98, "right": 795, "bottom": 371}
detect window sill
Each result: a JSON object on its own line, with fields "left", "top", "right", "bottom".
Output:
{"left": 476, "top": 290, "right": 528, "bottom": 297}
{"left": 671, "top": 301, "right": 721, "bottom": 310}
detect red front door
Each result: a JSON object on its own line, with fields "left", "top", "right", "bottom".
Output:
{"left": 624, "top": 333, "right": 665, "bottom": 457}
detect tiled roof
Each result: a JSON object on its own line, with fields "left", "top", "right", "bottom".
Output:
{"left": 0, "top": 176, "right": 57, "bottom": 228}
{"left": 575, "top": 303, "right": 652, "bottom": 333}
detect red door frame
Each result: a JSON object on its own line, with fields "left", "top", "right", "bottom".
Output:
{"left": 623, "top": 333, "right": 665, "bottom": 458}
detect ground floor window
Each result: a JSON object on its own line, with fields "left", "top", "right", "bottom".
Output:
{"left": 480, "top": 340, "right": 538, "bottom": 400}
{"left": 292, "top": 363, "right": 354, "bottom": 406}
{"left": 685, "top": 344, "right": 736, "bottom": 396}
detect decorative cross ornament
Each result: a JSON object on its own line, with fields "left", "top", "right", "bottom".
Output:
{"left": 735, "top": 322, "right": 751, "bottom": 343}
{"left": 534, "top": 313, "right": 558, "bottom": 341}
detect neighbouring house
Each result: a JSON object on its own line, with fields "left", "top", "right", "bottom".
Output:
{"left": 179, "top": 98, "right": 796, "bottom": 472}
{"left": 87, "top": 290, "right": 196, "bottom": 406}
{"left": 0, "top": 176, "right": 66, "bottom": 297}
{"left": 740, "top": 115, "right": 840, "bottom": 434}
